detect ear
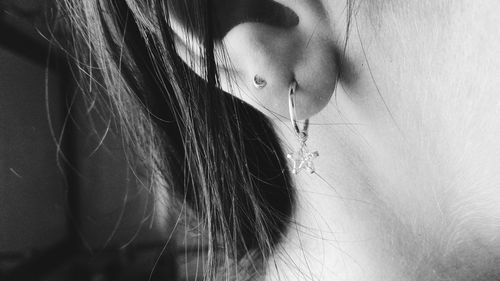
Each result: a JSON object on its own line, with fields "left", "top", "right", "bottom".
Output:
{"left": 173, "top": 0, "right": 342, "bottom": 120}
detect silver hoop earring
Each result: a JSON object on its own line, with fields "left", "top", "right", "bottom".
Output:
{"left": 286, "top": 80, "right": 319, "bottom": 174}
{"left": 253, "top": 75, "right": 267, "bottom": 89}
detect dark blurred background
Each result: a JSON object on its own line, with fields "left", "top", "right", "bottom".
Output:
{"left": 0, "top": 1, "right": 199, "bottom": 280}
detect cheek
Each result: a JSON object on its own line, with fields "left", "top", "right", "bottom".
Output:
{"left": 324, "top": 2, "right": 500, "bottom": 275}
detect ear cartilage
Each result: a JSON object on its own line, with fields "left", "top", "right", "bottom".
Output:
{"left": 253, "top": 75, "right": 267, "bottom": 89}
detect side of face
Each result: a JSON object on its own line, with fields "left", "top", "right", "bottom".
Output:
{"left": 300, "top": 0, "right": 500, "bottom": 278}
{"left": 174, "top": 0, "right": 500, "bottom": 278}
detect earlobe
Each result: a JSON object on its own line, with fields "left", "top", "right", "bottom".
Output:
{"left": 218, "top": 0, "right": 340, "bottom": 120}
{"left": 170, "top": 0, "right": 341, "bottom": 120}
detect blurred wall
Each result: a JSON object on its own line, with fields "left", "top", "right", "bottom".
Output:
{"left": 0, "top": 0, "right": 168, "bottom": 268}
{"left": 0, "top": 30, "right": 67, "bottom": 253}
{"left": 0, "top": 0, "right": 67, "bottom": 254}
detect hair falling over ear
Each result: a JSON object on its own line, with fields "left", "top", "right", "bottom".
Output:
{"left": 55, "top": 0, "right": 295, "bottom": 279}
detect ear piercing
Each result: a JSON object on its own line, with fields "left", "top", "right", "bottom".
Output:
{"left": 286, "top": 80, "right": 319, "bottom": 174}
{"left": 253, "top": 75, "right": 267, "bottom": 89}
{"left": 251, "top": 75, "right": 318, "bottom": 174}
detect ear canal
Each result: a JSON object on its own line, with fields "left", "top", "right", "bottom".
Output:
{"left": 212, "top": 0, "right": 299, "bottom": 39}
{"left": 169, "top": 0, "right": 299, "bottom": 40}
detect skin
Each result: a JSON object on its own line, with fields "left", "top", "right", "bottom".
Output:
{"left": 176, "top": 0, "right": 500, "bottom": 280}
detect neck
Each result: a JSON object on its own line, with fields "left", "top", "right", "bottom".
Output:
{"left": 267, "top": 98, "right": 396, "bottom": 280}
{"left": 266, "top": 91, "right": 500, "bottom": 280}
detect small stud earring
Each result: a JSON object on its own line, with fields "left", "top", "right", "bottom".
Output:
{"left": 253, "top": 75, "right": 267, "bottom": 89}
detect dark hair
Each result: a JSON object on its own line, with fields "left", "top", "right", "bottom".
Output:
{"left": 56, "top": 0, "right": 295, "bottom": 279}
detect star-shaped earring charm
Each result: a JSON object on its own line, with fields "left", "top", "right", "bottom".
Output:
{"left": 287, "top": 143, "right": 319, "bottom": 174}
{"left": 286, "top": 81, "right": 318, "bottom": 175}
